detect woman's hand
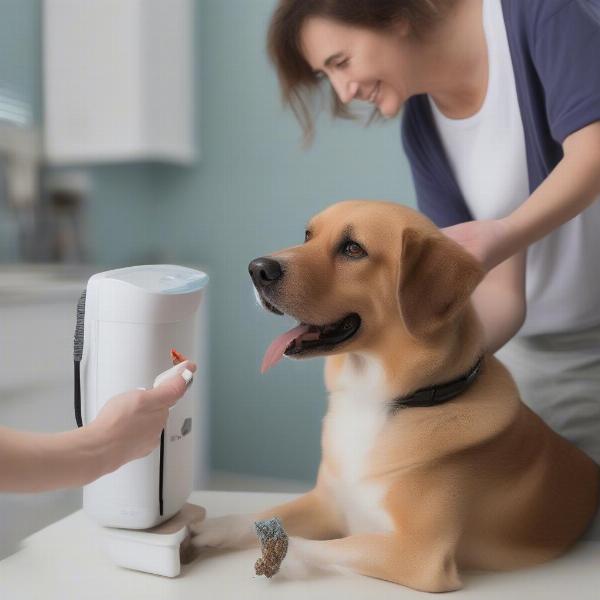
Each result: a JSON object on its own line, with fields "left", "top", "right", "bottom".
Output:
{"left": 88, "top": 361, "right": 197, "bottom": 475}
{"left": 0, "top": 362, "right": 197, "bottom": 493}
{"left": 442, "top": 218, "right": 516, "bottom": 273}
{"left": 442, "top": 219, "right": 528, "bottom": 353}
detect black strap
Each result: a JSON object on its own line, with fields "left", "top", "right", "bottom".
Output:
{"left": 74, "top": 361, "right": 83, "bottom": 428}
{"left": 159, "top": 430, "right": 165, "bottom": 516}
{"left": 390, "top": 357, "right": 483, "bottom": 411}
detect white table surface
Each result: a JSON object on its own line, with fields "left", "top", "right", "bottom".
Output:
{"left": 1, "top": 490, "right": 599, "bottom": 599}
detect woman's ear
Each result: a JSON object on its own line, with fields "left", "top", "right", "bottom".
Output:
{"left": 397, "top": 228, "right": 484, "bottom": 338}
{"left": 396, "top": 19, "right": 411, "bottom": 38}
{"left": 389, "top": 18, "right": 411, "bottom": 40}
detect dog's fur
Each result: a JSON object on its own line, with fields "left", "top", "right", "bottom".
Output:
{"left": 189, "top": 200, "right": 600, "bottom": 592}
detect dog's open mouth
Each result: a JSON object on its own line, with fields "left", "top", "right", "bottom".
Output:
{"left": 261, "top": 312, "right": 361, "bottom": 373}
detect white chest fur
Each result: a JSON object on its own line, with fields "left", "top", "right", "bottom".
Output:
{"left": 325, "top": 354, "right": 394, "bottom": 534}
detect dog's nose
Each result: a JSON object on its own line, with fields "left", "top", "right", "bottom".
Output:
{"left": 248, "top": 257, "right": 283, "bottom": 286}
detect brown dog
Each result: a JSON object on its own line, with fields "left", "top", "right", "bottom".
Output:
{"left": 191, "top": 200, "right": 599, "bottom": 592}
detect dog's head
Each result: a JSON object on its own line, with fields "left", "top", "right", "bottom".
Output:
{"left": 249, "top": 200, "right": 483, "bottom": 372}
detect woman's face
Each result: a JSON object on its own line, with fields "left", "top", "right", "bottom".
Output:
{"left": 300, "top": 17, "right": 414, "bottom": 119}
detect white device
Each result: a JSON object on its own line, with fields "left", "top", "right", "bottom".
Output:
{"left": 74, "top": 265, "right": 208, "bottom": 531}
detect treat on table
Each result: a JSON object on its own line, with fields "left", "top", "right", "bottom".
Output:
{"left": 254, "top": 517, "right": 288, "bottom": 578}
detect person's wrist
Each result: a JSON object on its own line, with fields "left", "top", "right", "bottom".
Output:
{"left": 82, "top": 421, "right": 118, "bottom": 480}
{"left": 499, "top": 214, "right": 526, "bottom": 257}
{"left": 490, "top": 216, "right": 522, "bottom": 268}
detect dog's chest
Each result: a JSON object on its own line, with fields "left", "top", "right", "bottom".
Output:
{"left": 325, "top": 356, "right": 394, "bottom": 534}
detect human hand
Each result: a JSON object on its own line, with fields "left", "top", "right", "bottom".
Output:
{"left": 89, "top": 361, "right": 197, "bottom": 475}
{"left": 441, "top": 219, "right": 515, "bottom": 272}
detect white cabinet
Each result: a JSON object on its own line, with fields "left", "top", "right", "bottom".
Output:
{"left": 0, "top": 268, "right": 88, "bottom": 559}
{"left": 43, "top": 0, "right": 196, "bottom": 165}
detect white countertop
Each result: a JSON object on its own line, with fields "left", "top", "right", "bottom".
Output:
{"left": 0, "top": 263, "right": 93, "bottom": 304}
{"left": 1, "top": 490, "right": 599, "bottom": 599}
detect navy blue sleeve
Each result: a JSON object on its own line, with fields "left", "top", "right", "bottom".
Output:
{"left": 401, "top": 97, "right": 473, "bottom": 228}
{"left": 532, "top": 0, "right": 600, "bottom": 142}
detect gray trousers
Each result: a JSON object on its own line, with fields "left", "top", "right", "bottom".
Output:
{"left": 496, "top": 322, "right": 600, "bottom": 540}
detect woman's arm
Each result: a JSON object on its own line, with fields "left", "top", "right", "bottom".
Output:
{"left": 470, "top": 251, "right": 526, "bottom": 354}
{"left": 444, "top": 122, "right": 600, "bottom": 272}
{"left": 0, "top": 425, "right": 106, "bottom": 492}
{"left": 446, "top": 123, "right": 600, "bottom": 354}
{"left": 0, "top": 362, "right": 195, "bottom": 493}
{"left": 502, "top": 122, "right": 600, "bottom": 264}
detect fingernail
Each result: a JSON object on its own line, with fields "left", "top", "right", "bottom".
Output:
{"left": 181, "top": 368, "right": 194, "bottom": 387}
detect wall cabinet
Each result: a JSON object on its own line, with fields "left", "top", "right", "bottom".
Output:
{"left": 44, "top": 0, "right": 195, "bottom": 165}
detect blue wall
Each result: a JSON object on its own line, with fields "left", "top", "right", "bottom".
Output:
{"left": 0, "top": 0, "right": 42, "bottom": 258}
{"left": 2, "top": 0, "right": 417, "bottom": 482}
{"left": 0, "top": 0, "right": 41, "bottom": 124}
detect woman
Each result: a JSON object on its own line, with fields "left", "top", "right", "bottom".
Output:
{"left": 267, "top": 0, "right": 600, "bottom": 532}
{"left": 0, "top": 362, "right": 195, "bottom": 492}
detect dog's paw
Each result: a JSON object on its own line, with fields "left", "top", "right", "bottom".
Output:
{"left": 273, "top": 537, "right": 322, "bottom": 580}
{"left": 189, "top": 514, "right": 256, "bottom": 550}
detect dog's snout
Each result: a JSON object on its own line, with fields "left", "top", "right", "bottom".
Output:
{"left": 248, "top": 257, "right": 284, "bottom": 286}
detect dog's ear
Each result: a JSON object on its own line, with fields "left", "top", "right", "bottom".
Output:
{"left": 398, "top": 228, "right": 484, "bottom": 338}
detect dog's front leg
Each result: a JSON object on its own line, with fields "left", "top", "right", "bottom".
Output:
{"left": 280, "top": 532, "right": 462, "bottom": 593}
{"left": 188, "top": 489, "right": 342, "bottom": 553}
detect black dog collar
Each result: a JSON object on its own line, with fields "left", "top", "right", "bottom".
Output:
{"left": 390, "top": 357, "right": 483, "bottom": 411}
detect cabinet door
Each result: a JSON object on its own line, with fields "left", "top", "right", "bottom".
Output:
{"left": 0, "top": 296, "right": 83, "bottom": 560}
{"left": 44, "top": 0, "right": 195, "bottom": 164}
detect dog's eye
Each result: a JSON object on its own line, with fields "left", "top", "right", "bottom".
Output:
{"left": 343, "top": 241, "right": 367, "bottom": 259}
{"left": 304, "top": 230, "right": 312, "bottom": 243}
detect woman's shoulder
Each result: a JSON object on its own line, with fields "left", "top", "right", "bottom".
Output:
{"left": 502, "top": 0, "right": 597, "bottom": 33}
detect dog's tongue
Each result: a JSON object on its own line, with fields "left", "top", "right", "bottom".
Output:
{"left": 261, "top": 323, "right": 310, "bottom": 374}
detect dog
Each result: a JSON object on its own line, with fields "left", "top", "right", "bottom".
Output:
{"left": 189, "top": 200, "right": 600, "bottom": 592}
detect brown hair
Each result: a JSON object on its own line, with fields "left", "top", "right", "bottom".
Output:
{"left": 267, "top": 0, "right": 454, "bottom": 143}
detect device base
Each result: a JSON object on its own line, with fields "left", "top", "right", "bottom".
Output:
{"left": 102, "top": 503, "right": 206, "bottom": 577}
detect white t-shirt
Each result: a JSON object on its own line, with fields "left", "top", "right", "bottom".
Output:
{"left": 429, "top": 0, "right": 600, "bottom": 336}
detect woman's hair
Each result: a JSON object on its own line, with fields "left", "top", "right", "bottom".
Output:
{"left": 267, "top": 0, "right": 454, "bottom": 143}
